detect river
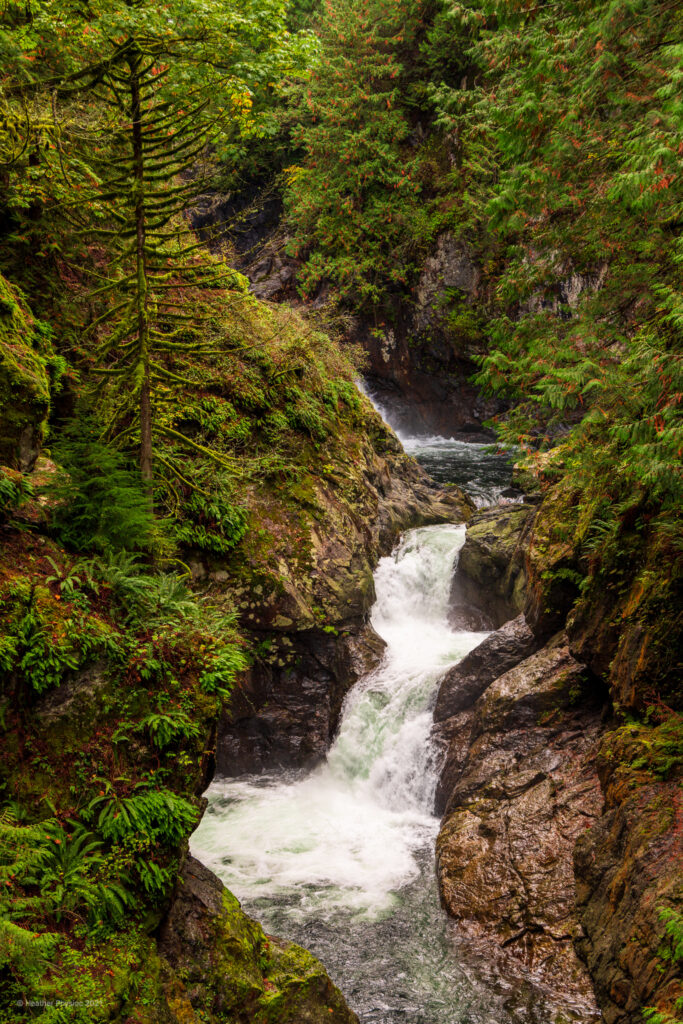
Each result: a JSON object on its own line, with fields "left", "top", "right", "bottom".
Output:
{"left": 191, "top": 406, "right": 580, "bottom": 1024}
{"left": 357, "top": 383, "right": 517, "bottom": 507}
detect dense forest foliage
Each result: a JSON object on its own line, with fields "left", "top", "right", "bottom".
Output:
{"left": 285, "top": 0, "right": 683, "bottom": 501}
{"left": 0, "top": 0, "right": 681, "bottom": 1019}
{"left": 280, "top": 0, "right": 683, "bottom": 698}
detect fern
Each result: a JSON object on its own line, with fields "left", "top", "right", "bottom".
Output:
{"left": 84, "top": 786, "right": 198, "bottom": 846}
{"left": 643, "top": 907, "right": 683, "bottom": 1024}
{"left": 136, "top": 858, "right": 174, "bottom": 897}
{"left": 0, "top": 467, "right": 31, "bottom": 523}
{"left": 138, "top": 709, "right": 200, "bottom": 749}
{"left": 0, "top": 811, "right": 61, "bottom": 978}
{"left": 47, "top": 416, "right": 164, "bottom": 554}
{"left": 199, "top": 643, "right": 248, "bottom": 698}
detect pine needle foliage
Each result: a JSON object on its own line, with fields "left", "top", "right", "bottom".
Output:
{"left": 0, "top": 0, "right": 317, "bottom": 485}
{"left": 285, "top": 0, "right": 458, "bottom": 305}
{"left": 48, "top": 416, "right": 162, "bottom": 554}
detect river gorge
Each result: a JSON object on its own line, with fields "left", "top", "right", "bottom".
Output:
{"left": 1, "top": 4, "right": 681, "bottom": 1019}
{"left": 190, "top": 406, "right": 595, "bottom": 1023}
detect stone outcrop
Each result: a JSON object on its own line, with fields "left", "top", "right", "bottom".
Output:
{"left": 450, "top": 503, "right": 535, "bottom": 629}
{"left": 567, "top": 538, "right": 683, "bottom": 715}
{"left": 523, "top": 476, "right": 683, "bottom": 709}
{"left": 456, "top": 475, "right": 683, "bottom": 1023}
{"left": 523, "top": 478, "right": 586, "bottom": 643}
{"left": 435, "top": 632, "right": 604, "bottom": 1016}
{"left": 217, "top": 625, "right": 385, "bottom": 774}
{"left": 574, "top": 727, "right": 683, "bottom": 1024}
{"left": 433, "top": 613, "right": 537, "bottom": 725}
{"left": 354, "top": 232, "right": 506, "bottom": 438}
{"left": 157, "top": 855, "right": 358, "bottom": 1024}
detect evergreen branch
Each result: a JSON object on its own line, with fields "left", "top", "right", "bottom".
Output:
{"left": 156, "top": 428, "right": 238, "bottom": 468}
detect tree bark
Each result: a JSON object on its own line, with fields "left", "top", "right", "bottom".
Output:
{"left": 130, "top": 50, "right": 153, "bottom": 488}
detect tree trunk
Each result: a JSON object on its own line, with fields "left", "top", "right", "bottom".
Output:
{"left": 130, "top": 50, "right": 153, "bottom": 488}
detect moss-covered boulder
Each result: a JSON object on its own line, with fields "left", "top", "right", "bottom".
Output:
{"left": 523, "top": 477, "right": 683, "bottom": 711}
{"left": 157, "top": 856, "right": 358, "bottom": 1024}
{"left": 523, "top": 480, "right": 584, "bottom": 640}
{"left": 450, "top": 503, "right": 535, "bottom": 629}
{"left": 567, "top": 525, "right": 683, "bottom": 712}
{"left": 0, "top": 273, "right": 51, "bottom": 470}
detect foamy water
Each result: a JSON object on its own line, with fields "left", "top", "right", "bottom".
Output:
{"left": 192, "top": 526, "right": 487, "bottom": 920}
{"left": 356, "top": 381, "right": 517, "bottom": 506}
{"left": 191, "top": 524, "right": 591, "bottom": 1023}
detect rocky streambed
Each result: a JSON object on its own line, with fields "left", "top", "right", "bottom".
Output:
{"left": 184, "top": 416, "right": 681, "bottom": 1024}
{"left": 433, "top": 492, "right": 682, "bottom": 1024}
{"left": 193, "top": 522, "right": 589, "bottom": 1024}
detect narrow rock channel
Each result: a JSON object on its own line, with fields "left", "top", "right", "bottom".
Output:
{"left": 191, "top": 415, "right": 596, "bottom": 1023}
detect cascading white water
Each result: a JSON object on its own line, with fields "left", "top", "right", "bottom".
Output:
{"left": 191, "top": 526, "right": 582, "bottom": 1024}
{"left": 192, "top": 525, "right": 488, "bottom": 921}
{"left": 356, "top": 380, "right": 517, "bottom": 507}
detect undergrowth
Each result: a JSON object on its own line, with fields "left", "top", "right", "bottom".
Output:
{"left": 0, "top": 524, "right": 248, "bottom": 1019}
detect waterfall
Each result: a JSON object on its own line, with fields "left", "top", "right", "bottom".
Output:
{"left": 355, "top": 379, "right": 517, "bottom": 507}
{"left": 191, "top": 525, "right": 487, "bottom": 920}
{"left": 190, "top": 526, "right": 577, "bottom": 1022}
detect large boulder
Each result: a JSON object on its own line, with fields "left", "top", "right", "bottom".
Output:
{"left": 450, "top": 503, "right": 535, "bottom": 629}
{"left": 158, "top": 855, "right": 359, "bottom": 1023}
{"left": 433, "top": 614, "right": 537, "bottom": 723}
{"left": 436, "top": 633, "right": 604, "bottom": 1016}
{"left": 217, "top": 624, "right": 385, "bottom": 774}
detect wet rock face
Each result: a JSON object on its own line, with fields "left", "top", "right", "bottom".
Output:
{"left": 353, "top": 234, "right": 505, "bottom": 438}
{"left": 433, "top": 614, "right": 538, "bottom": 725}
{"left": 158, "top": 856, "right": 359, "bottom": 1023}
{"left": 450, "top": 504, "right": 535, "bottom": 629}
{"left": 573, "top": 729, "right": 683, "bottom": 1024}
{"left": 217, "top": 625, "right": 385, "bottom": 775}
{"left": 435, "top": 632, "right": 605, "bottom": 1016}
{"left": 360, "top": 338, "right": 503, "bottom": 439}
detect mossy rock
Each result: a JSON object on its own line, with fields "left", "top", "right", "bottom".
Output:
{"left": 453, "top": 503, "right": 534, "bottom": 628}
{"left": 157, "top": 856, "right": 358, "bottom": 1024}
{"left": 0, "top": 273, "right": 51, "bottom": 470}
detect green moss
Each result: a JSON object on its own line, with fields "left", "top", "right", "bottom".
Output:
{"left": 606, "top": 714, "right": 683, "bottom": 784}
{"left": 440, "top": 290, "right": 486, "bottom": 355}
{"left": 0, "top": 273, "right": 51, "bottom": 469}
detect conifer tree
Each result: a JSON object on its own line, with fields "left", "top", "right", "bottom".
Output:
{"left": 286, "top": 0, "right": 425, "bottom": 304}
{"left": 1, "top": 0, "right": 316, "bottom": 484}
